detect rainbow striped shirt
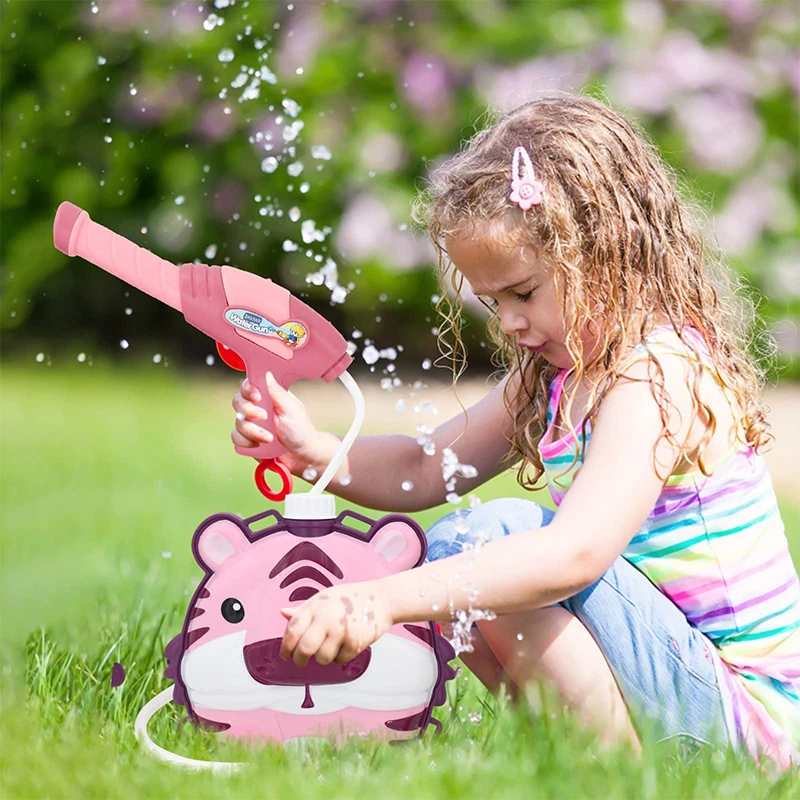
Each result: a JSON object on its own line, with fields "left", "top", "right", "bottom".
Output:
{"left": 537, "top": 327, "right": 800, "bottom": 771}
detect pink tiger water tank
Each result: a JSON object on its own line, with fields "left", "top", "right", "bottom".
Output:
{"left": 163, "top": 506, "right": 457, "bottom": 744}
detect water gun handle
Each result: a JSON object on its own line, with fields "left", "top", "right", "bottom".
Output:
{"left": 178, "top": 262, "right": 352, "bottom": 462}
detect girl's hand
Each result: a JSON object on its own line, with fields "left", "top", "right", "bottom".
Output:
{"left": 279, "top": 582, "right": 393, "bottom": 667}
{"left": 231, "top": 372, "right": 319, "bottom": 475}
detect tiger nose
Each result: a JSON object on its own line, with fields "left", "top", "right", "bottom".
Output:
{"left": 243, "top": 637, "right": 372, "bottom": 685}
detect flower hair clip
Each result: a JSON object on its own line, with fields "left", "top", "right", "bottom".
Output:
{"left": 509, "top": 146, "right": 544, "bottom": 210}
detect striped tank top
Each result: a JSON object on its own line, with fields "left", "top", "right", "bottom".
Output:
{"left": 537, "top": 326, "right": 800, "bottom": 771}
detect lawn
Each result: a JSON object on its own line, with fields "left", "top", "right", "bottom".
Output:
{"left": 2, "top": 365, "right": 798, "bottom": 799}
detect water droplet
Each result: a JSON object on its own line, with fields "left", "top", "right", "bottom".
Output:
{"left": 260, "top": 64, "right": 278, "bottom": 84}
{"left": 432, "top": 604, "right": 439, "bottom": 612}
{"left": 203, "top": 12, "right": 224, "bottom": 30}
{"left": 153, "top": 353, "right": 162, "bottom": 364}
{"left": 162, "top": 551, "right": 172, "bottom": 559}
{"left": 422, "top": 358, "right": 431, "bottom": 370}
{"left": 401, "top": 481, "right": 414, "bottom": 492}
{"left": 282, "top": 120, "right": 304, "bottom": 143}
{"left": 287, "top": 161, "right": 304, "bottom": 177}
{"left": 77, "top": 352, "right": 87, "bottom": 362}
{"left": 299, "top": 182, "right": 310, "bottom": 194}
{"left": 125, "top": 307, "right": 133, "bottom": 315}
{"left": 311, "top": 144, "right": 332, "bottom": 160}
{"left": 204, "top": 244, "right": 218, "bottom": 260}
{"left": 330, "top": 286, "right": 347, "bottom": 304}
{"left": 423, "top": 441, "right": 436, "bottom": 456}
{"left": 218, "top": 48, "right": 235, "bottom": 63}
{"left": 517, "top": 633, "right": 524, "bottom": 641}
{"left": 174, "top": 195, "right": 185, "bottom": 205}
{"left": 468, "top": 711, "right": 483, "bottom": 724}
{"left": 289, "top": 206, "right": 301, "bottom": 222}
{"left": 282, "top": 98, "right": 301, "bottom": 118}
{"left": 35, "top": 352, "right": 45, "bottom": 363}
{"left": 205, "top": 354, "right": 215, "bottom": 366}
{"left": 338, "top": 474, "right": 352, "bottom": 486}
{"left": 362, "top": 345, "right": 379, "bottom": 365}
{"left": 120, "top": 339, "right": 129, "bottom": 349}
{"left": 104, "top": 135, "right": 112, "bottom": 143}
{"left": 446, "top": 492, "right": 462, "bottom": 504}
{"left": 97, "top": 55, "right": 107, "bottom": 66}
{"left": 302, "top": 466, "right": 318, "bottom": 482}
{"left": 261, "top": 156, "right": 279, "bottom": 173}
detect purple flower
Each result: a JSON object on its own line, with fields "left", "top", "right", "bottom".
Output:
{"left": 713, "top": 176, "right": 778, "bottom": 254}
{"left": 276, "top": 7, "right": 325, "bottom": 80}
{"left": 475, "top": 53, "right": 596, "bottom": 113}
{"left": 401, "top": 53, "right": 452, "bottom": 117}
{"left": 674, "top": 91, "right": 763, "bottom": 173}
{"left": 87, "top": 0, "right": 146, "bottom": 33}
{"left": 195, "top": 101, "right": 238, "bottom": 143}
{"left": 211, "top": 179, "right": 245, "bottom": 220}
{"left": 334, "top": 193, "right": 434, "bottom": 271}
{"left": 164, "top": 0, "right": 205, "bottom": 38}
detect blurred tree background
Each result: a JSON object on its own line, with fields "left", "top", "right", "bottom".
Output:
{"left": 1, "top": 0, "right": 798, "bottom": 380}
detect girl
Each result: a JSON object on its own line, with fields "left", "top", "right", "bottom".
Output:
{"left": 231, "top": 94, "right": 799, "bottom": 772}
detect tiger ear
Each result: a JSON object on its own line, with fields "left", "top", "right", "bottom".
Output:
{"left": 370, "top": 517, "right": 424, "bottom": 572}
{"left": 194, "top": 518, "right": 251, "bottom": 572}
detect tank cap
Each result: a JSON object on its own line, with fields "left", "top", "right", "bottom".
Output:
{"left": 283, "top": 493, "right": 336, "bottom": 520}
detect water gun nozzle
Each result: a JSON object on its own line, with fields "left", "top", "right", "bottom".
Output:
{"left": 53, "top": 201, "right": 85, "bottom": 256}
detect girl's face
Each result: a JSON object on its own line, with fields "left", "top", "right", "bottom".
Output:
{"left": 445, "top": 232, "right": 597, "bottom": 370}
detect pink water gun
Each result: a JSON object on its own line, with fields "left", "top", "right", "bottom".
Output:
{"left": 53, "top": 201, "right": 353, "bottom": 500}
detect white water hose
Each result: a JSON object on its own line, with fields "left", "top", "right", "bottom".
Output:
{"left": 134, "top": 687, "right": 244, "bottom": 774}
{"left": 308, "top": 370, "right": 365, "bottom": 496}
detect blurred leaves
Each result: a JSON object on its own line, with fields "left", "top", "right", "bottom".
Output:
{"left": 0, "top": 0, "right": 797, "bottom": 377}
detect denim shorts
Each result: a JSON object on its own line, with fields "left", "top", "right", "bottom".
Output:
{"left": 425, "top": 497, "right": 731, "bottom": 751}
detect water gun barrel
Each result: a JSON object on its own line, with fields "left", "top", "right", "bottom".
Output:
{"left": 53, "top": 201, "right": 182, "bottom": 312}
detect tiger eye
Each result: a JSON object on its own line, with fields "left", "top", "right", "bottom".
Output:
{"left": 221, "top": 597, "right": 245, "bottom": 623}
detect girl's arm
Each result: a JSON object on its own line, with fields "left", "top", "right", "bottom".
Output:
{"left": 280, "top": 354, "right": 698, "bottom": 666}
{"left": 294, "top": 373, "right": 519, "bottom": 512}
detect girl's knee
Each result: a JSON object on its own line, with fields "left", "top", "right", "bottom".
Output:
{"left": 424, "top": 497, "right": 554, "bottom": 563}
{"left": 424, "top": 507, "right": 474, "bottom": 562}
{"left": 470, "top": 498, "right": 555, "bottom": 534}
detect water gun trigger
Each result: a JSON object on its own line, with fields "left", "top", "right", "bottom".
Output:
{"left": 216, "top": 341, "right": 246, "bottom": 372}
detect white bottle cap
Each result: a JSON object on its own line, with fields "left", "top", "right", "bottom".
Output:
{"left": 283, "top": 493, "right": 336, "bottom": 520}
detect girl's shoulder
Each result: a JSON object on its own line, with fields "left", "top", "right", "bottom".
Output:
{"left": 616, "top": 324, "right": 745, "bottom": 475}
{"left": 620, "top": 324, "right": 715, "bottom": 370}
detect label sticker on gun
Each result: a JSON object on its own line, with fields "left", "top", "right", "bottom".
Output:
{"left": 224, "top": 309, "right": 309, "bottom": 348}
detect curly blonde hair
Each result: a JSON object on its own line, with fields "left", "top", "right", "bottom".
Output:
{"left": 411, "top": 92, "right": 775, "bottom": 490}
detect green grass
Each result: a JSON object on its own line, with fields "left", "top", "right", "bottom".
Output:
{"left": 2, "top": 365, "right": 799, "bottom": 799}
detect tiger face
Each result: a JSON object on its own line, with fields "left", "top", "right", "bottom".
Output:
{"left": 165, "top": 510, "right": 455, "bottom": 743}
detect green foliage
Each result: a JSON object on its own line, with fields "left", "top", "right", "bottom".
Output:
{"left": 1, "top": 0, "right": 798, "bottom": 380}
